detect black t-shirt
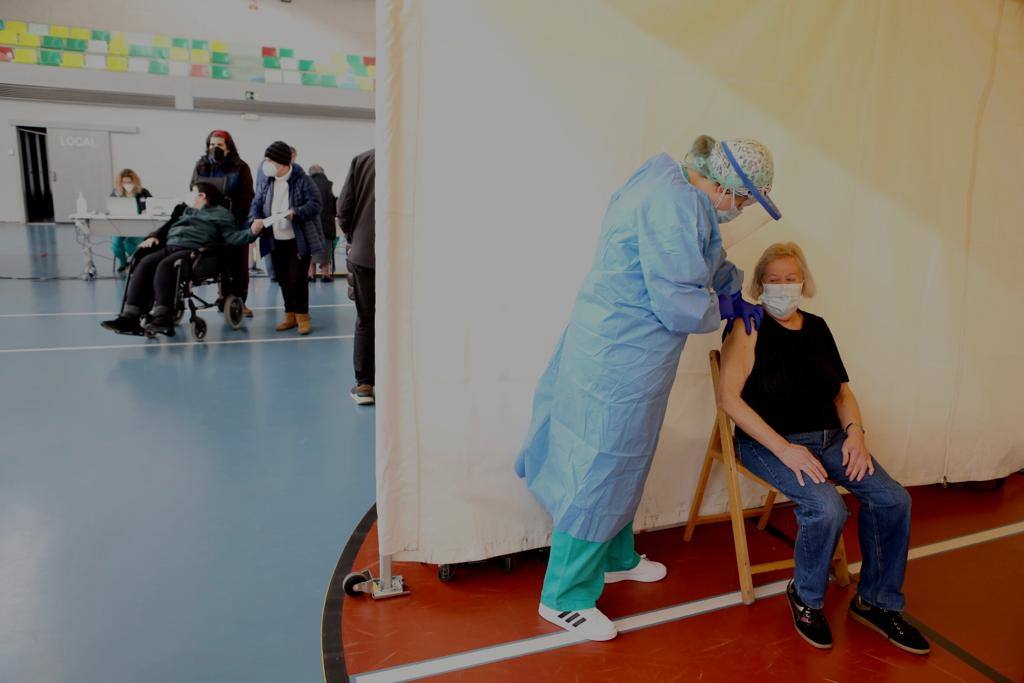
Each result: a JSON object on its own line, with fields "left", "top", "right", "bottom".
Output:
{"left": 735, "top": 311, "right": 849, "bottom": 441}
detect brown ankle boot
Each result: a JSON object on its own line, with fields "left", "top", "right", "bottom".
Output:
{"left": 296, "top": 313, "right": 312, "bottom": 335}
{"left": 275, "top": 312, "right": 297, "bottom": 331}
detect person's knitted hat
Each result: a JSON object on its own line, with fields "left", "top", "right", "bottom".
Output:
{"left": 265, "top": 141, "right": 292, "bottom": 166}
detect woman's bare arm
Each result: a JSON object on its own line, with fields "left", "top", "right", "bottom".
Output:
{"left": 718, "top": 324, "right": 828, "bottom": 486}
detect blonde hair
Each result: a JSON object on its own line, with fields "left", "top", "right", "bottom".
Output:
{"left": 115, "top": 169, "right": 142, "bottom": 196}
{"left": 747, "top": 242, "right": 817, "bottom": 300}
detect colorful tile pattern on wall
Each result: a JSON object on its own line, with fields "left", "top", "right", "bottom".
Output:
{"left": 0, "top": 17, "right": 375, "bottom": 91}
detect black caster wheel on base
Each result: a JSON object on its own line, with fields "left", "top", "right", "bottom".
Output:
{"left": 438, "top": 564, "right": 456, "bottom": 583}
{"left": 343, "top": 570, "right": 374, "bottom": 597}
{"left": 190, "top": 318, "right": 207, "bottom": 341}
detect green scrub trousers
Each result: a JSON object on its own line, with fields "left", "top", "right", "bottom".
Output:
{"left": 112, "top": 236, "right": 144, "bottom": 268}
{"left": 540, "top": 522, "right": 642, "bottom": 611}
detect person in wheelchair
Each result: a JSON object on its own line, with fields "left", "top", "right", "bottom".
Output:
{"left": 717, "top": 242, "right": 929, "bottom": 655}
{"left": 101, "top": 182, "right": 264, "bottom": 336}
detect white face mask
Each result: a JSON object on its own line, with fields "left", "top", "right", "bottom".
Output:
{"left": 714, "top": 188, "right": 744, "bottom": 223}
{"left": 761, "top": 283, "right": 803, "bottom": 318}
{"left": 188, "top": 189, "right": 200, "bottom": 207}
{"left": 122, "top": 183, "right": 135, "bottom": 194}
{"left": 263, "top": 160, "right": 281, "bottom": 178}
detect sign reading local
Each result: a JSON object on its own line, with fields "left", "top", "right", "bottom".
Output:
{"left": 59, "top": 135, "right": 97, "bottom": 148}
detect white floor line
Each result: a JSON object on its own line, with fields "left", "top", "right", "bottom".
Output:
{"left": 349, "top": 519, "right": 1024, "bottom": 683}
{"left": 0, "top": 334, "right": 353, "bottom": 354}
{"left": 0, "top": 303, "right": 354, "bottom": 318}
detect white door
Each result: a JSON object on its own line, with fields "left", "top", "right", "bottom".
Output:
{"left": 46, "top": 128, "right": 113, "bottom": 222}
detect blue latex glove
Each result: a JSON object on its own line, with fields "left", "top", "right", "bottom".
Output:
{"left": 717, "top": 291, "right": 736, "bottom": 320}
{"left": 721, "top": 290, "right": 763, "bottom": 335}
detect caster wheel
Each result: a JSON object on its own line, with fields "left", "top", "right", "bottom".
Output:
{"left": 190, "top": 318, "right": 207, "bottom": 341}
{"left": 501, "top": 556, "right": 514, "bottom": 574}
{"left": 342, "top": 570, "right": 372, "bottom": 597}
{"left": 144, "top": 330, "right": 157, "bottom": 339}
{"left": 438, "top": 564, "right": 455, "bottom": 583}
{"left": 223, "top": 294, "right": 244, "bottom": 330}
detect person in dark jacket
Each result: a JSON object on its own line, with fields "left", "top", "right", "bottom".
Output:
{"left": 337, "top": 149, "right": 375, "bottom": 404}
{"left": 110, "top": 168, "right": 153, "bottom": 273}
{"left": 191, "top": 130, "right": 256, "bottom": 315}
{"left": 307, "top": 164, "right": 337, "bottom": 282}
{"left": 248, "top": 141, "right": 324, "bottom": 335}
{"left": 101, "top": 182, "right": 264, "bottom": 337}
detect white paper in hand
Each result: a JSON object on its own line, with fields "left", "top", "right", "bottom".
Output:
{"left": 263, "top": 212, "right": 290, "bottom": 228}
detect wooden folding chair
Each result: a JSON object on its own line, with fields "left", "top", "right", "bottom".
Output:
{"left": 684, "top": 350, "right": 850, "bottom": 605}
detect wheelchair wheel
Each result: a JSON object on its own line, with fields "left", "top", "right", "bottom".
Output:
{"left": 223, "top": 294, "right": 244, "bottom": 330}
{"left": 190, "top": 318, "right": 207, "bottom": 341}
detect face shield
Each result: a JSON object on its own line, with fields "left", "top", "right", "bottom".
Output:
{"left": 718, "top": 203, "right": 774, "bottom": 249}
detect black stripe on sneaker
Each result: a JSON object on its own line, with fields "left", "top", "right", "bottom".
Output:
{"left": 573, "top": 617, "right": 587, "bottom": 626}
{"left": 565, "top": 612, "right": 580, "bottom": 623}
{"left": 558, "top": 611, "right": 570, "bottom": 618}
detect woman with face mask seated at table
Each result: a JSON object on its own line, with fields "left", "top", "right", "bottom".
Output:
{"left": 717, "top": 242, "right": 929, "bottom": 655}
{"left": 110, "top": 168, "right": 153, "bottom": 273}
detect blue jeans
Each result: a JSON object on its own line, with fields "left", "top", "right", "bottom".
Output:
{"left": 736, "top": 429, "right": 911, "bottom": 611}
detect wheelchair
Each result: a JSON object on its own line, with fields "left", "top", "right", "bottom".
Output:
{"left": 121, "top": 243, "right": 247, "bottom": 341}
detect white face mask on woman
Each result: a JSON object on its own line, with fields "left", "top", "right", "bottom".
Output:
{"left": 122, "top": 183, "right": 135, "bottom": 194}
{"left": 761, "top": 283, "right": 803, "bottom": 318}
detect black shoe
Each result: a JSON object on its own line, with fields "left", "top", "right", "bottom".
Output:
{"left": 786, "top": 581, "right": 832, "bottom": 649}
{"left": 144, "top": 315, "right": 176, "bottom": 337}
{"left": 322, "top": 275, "right": 334, "bottom": 283}
{"left": 101, "top": 316, "right": 145, "bottom": 336}
{"left": 116, "top": 263, "right": 129, "bottom": 275}
{"left": 849, "top": 595, "right": 931, "bottom": 655}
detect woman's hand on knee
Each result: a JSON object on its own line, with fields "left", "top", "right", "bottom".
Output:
{"left": 775, "top": 443, "right": 828, "bottom": 487}
{"left": 842, "top": 431, "right": 875, "bottom": 482}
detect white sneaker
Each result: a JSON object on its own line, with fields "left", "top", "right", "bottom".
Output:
{"left": 538, "top": 603, "right": 617, "bottom": 641}
{"left": 604, "top": 555, "right": 667, "bottom": 584}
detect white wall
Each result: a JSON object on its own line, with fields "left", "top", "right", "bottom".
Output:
{"left": 0, "top": 0, "right": 374, "bottom": 61}
{"left": 1, "top": 100, "right": 373, "bottom": 221}
{"left": 0, "top": 0, "right": 375, "bottom": 221}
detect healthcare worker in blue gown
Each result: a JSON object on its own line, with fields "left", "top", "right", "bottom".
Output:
{"left": 516, "top": 135, "right": 782, "bottom": 641}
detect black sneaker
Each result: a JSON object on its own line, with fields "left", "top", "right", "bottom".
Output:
{"left": 101, "top": 316, "right": 145, "bottom": 336}
{"left": 144, "top": 315, "right": 176, "bottom": 337}
{"left": 849, "top": 595, "right": 931, "bottom": 655}
{"left": 350, "top": 384, "right": 375, "bottom": 405}
{"left": 786, "top": 581, "right": 832, "bottom": 649}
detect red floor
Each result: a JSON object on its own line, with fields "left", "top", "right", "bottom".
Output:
{"left": 340, "top": 474, "right": 1024, "bottom": 681}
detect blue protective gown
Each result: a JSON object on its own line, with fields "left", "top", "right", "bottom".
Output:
{"left": 514, "top": 153, "right": 744, "bottom": 543}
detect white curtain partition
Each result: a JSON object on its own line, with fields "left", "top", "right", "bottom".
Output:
{"left": 376, "top": 0, "right": 1024, "bottom": 565}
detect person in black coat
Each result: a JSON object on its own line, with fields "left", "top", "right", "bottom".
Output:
{"left": 307, "top": 164, "right": 337, "bottom": 282}
{"left": 337, "top": 149, "right": 375, "bottom": 404}
{"left": 190, "top": 129, "right": 256, "bottom": 315}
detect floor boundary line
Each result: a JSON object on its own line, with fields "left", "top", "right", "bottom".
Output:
{"left": 349, "top": 519, "right": 1024, "bottom": 683}
{"left": 0, "top": 334, "right": 354, "bottom": 354}
{"left": 0, "top": 303, "right": 354, "bottom": 318}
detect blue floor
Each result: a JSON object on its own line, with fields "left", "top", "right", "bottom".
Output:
{"left": 0, "top": 224, "right": 375, "bottom": 683}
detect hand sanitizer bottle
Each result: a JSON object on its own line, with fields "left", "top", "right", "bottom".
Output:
{"left": 76, "top": 191, "right": 88, "bottom": 215}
